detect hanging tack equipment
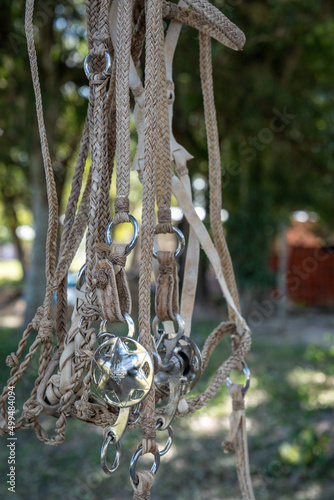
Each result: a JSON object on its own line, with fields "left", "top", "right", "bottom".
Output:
{"left": 0, "top": 0, "right": 255, "bottom": 499}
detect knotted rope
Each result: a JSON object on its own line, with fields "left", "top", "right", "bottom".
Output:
{"left": 0, "top": 0, "right": 254, "bottom": 498}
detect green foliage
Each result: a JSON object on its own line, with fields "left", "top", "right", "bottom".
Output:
{"left": 172, "top": 0, "right": 334, "bottom": 289}
{"left": 1, "top": 0, "right": 334, "bottom": 293}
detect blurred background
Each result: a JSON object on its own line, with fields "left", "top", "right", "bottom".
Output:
{"left": 0, "top": 0, "right": 334, "bottom": 499}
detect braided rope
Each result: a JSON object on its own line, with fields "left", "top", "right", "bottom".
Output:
{"left": 114, "top": 0, "right": 133, "bottom": 222}
{"left": 0, "top": 0, "right": 253, "bottom": 497}
{"left": 199, "top": 33, "right": 241, "bottom": 320}
{"left": 155, "top": 25, "right": 173, "bottom": 235}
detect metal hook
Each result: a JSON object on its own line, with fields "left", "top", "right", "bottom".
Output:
{"left": 101, "top": 430, "right": 122, "bottom": 475}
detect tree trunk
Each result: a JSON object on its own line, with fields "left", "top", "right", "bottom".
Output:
{"left": 23, "top": 144, "right": 49, "bottom": 325}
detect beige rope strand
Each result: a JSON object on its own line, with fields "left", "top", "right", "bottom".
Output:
{"left": 25, "top": 0, "right": 58, "bottom": 282}
{"left": 134, "top": 0, "right": 165, "bottom": 496}
{"left": 162, "top": 1, "right": 245, "bottom": 51}
{"left": 199, "top": 32, "right": 241, "bottom": 320}
{"left": 155, "top": 25, "right": 173, "bottom": 234}
{"left": 56, "top": 115, "right": 90, "bottom": 342}
{"left": 86, "top": 1, "right": 110, "bottom": 283}
{"left": 114, "top": 0, "right": 133, "bottom": 222}
{"left": 182, "top": 0, "right": 245, "bottom": 50}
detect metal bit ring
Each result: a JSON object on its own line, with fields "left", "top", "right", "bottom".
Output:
{"left": 84, "top": 50, "right": 112, "bottom": 79}
{"left": 101, "top": 431, "right": 122, "bottom": 475}
{"left": 226, "top": 362, "right": 251, "bottom": 395}
{"left": 130, "top": 446, "right": 160, "bottom": 486}
{"left": 105, "top": 214, "right": 139, "bottom": 254}
{"left": 153, "top": 226, "right": 185, "bottom": 259}
{"left": 156, "top": 420, "right": 174, "bottom": 457}
{"left": 152, "top": 313, "right": 185, "bottom": 343}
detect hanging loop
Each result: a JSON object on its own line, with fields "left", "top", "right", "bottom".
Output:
{"left": 152, "top": 313, "right": 185, "bottom": 344}
{"left": 156, "top": 419, "right": 174, "bottom": 456}
{"left": 105, "top": 214, "right": 139, "bottom": 254}
{"left": 226, "top": 362, "right": 251, "bottom": 395}
{"left": 153, "top": 226, "right": 185, "bottom": 259}
{"left": 101, "top": 430, "right": 122, "bottom": 475}
{"left": 84, "top": 50, "right": 112, "bottom": 80}
{"left": 129, "top": 446, "right": 161, "bottom": 487}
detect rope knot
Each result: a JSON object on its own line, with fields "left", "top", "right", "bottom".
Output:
{"left": 92, "top": 268, "right": 110, "bottom": 289}
{"left": 23, "top": 401, "right": 43, "bottom": 420}
{"left": 114, "top": 196, "right": 130, "bottom": 214}
{"left": 74, "top": 401, "right": 95, "bottom": 419}
{"left": 159, "top": 264, "right": 173, "bottom": 275}
{"left": 31, "top": 305, "right": 44, "bottom": 331}
{"left": 6, "top": 353, "right": 19, "bottom": 369}
{"left": 38, "top": 317, "right": 53, "bottom": 339}
{"left": 232, "top": 399, "right": 245, "bottom": 411}
{"left": 109, "top": 254, "right": 127, "bottom": 267}
{"left": 132, "top": 470, "right": 156, "bottom": 495}
{"left": 222, "top": 440, "right": 234, "bottom": 453}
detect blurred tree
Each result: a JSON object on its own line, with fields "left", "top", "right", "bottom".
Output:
{"left": 172, "top": 0, "right": 334, "bottom": 297}
{"left": 0, "top": 0, "right": 88, "bottom": 322}
{"left": 1, "top": 0, "right": 334, "bottom": 321}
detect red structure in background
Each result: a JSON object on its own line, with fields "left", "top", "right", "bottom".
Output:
{"left": 271, "top": 222, "right": 334, "bottom": 307}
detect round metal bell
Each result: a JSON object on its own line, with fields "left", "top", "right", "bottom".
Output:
{"left": 91, "top": 337, "right": 154, "bottom": 408}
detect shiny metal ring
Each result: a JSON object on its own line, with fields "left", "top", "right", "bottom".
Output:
{"left": 101, "top": 431, "right": 122, "bottom": 475}
{"left": 76, "top": 263, "right": 86, "bottom": 290}
{"left": 156, "top": 421, "right": 174, "bottom": 457}
{"left": 152, "top": 313, "right": 185, "bottom": 342}
{"left": 124, "top": 312, "right": 135, "bottom": 338}
{"left": 84, "top": 50, "right": 112, "bottom": 79}
{"left": 105, "top": 214, "right": 139, "bottom": 254}
{"left": 129, "top": 446, "right": 160, "bottom": 486}
{"left": 226, "top": 362, "right": 251, "bottom": 394}
{"left": 97, "top": 319, "right": 114, "bottom": 345}
{"left": 153, "top": 226, "right": 185, "bottom": 259}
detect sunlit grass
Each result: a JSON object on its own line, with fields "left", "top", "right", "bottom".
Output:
{"left": 1, "top": 323, "right": 334, "bottom": 499}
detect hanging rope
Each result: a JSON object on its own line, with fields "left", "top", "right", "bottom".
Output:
{"left": 0, "top": 0, "right": 255, "bottom": 498}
